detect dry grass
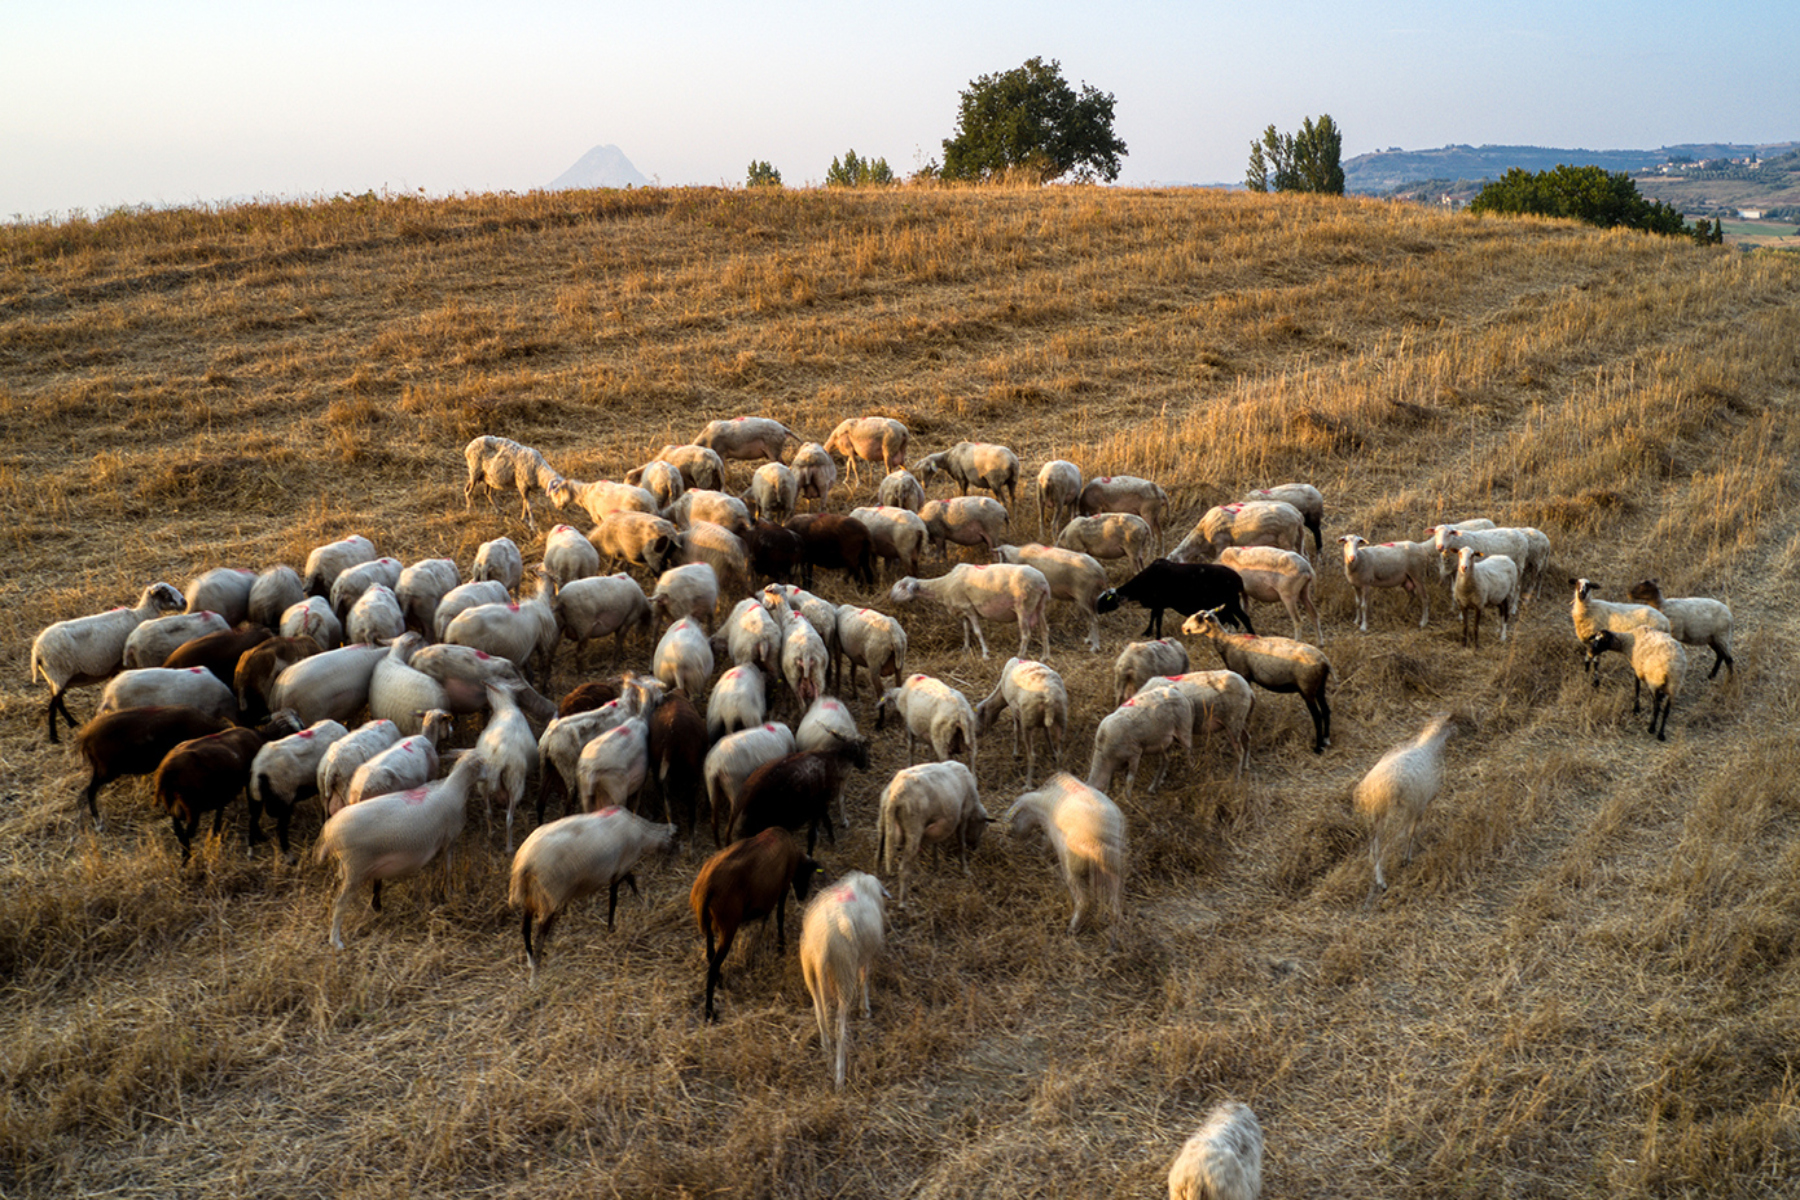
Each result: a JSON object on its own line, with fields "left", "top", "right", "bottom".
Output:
{"left": 3, "top": 184, "right": 1799, "bottom": 1198}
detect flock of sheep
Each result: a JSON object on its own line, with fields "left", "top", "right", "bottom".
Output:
{"left": 28, "top": 413, "right": 1741, "bottom": 1197}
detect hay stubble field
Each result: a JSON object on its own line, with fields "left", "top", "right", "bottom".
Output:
{"left": 2, "top": 185, "right": 1799, "bottom": 1197}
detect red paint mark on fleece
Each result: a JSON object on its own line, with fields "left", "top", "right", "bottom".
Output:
{"left": 298, "top": 730, "right": 314, "bottom": 739}
{"left": 599, "top": 806, "right": 621, "bottom": 817}
{"left": 403, "top": 788, "right": 429, "bottom": 805}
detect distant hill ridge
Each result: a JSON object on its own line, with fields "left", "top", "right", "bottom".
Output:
{"left": 549, "top": 145, "right": 649, "bottom": 191}
{"left": 1345, "top": 141, "right": 1799, "bottom": 194}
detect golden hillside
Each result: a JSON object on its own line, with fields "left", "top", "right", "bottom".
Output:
{"left": 2, "top": 185, "right": 1798, "bottom": 1198}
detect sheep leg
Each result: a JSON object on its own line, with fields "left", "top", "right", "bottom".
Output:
{"left": 328, "top": 884, "right": 355, "bottom": 950}
{"left": 703, "top": 924, "right": 730, "bottom": 1023}
{"left": 48, "top": 687, "right": 84, "bottom": 744}
{"left": 371, "top": 879, "right": 384, "bottom": 912}
{"left": 521, "top": 910, "right": 539, "bottom": 977}
{"left": 1708, "top": 647, "right": 1731, "bottom": 679}
{"left": 1631, "top": 675, "right": 1644, "bottom": 714}
{"left": 1305, "top": 695, "right": 1330, "bottom": 755}
{"left": 83, "top": 774, "right": 105, "bottom": 829}
{"left": 1365, "top": 833, "right": 1387, "bottom": 907}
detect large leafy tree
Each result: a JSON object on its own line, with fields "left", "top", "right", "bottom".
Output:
{"left": 1246, "top": 115, "right": 1344, "bottom": 194}
{"left": 940, "top": 57, "right": 1127, "bottom": 183}
{"left": 1470, "top": 165, "right": 1692, "bottom": 237}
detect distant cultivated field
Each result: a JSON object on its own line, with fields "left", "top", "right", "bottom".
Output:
{"left": 2, "top": 186, "right": 1799, "bottom": 1199}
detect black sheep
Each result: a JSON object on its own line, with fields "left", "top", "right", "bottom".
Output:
{"left": 1096, "top": 559, "right": 1256, "bottom": 638}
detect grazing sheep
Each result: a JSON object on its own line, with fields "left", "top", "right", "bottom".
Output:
{"left": 666, "top": 488, "right": 753, "bottom": 537}
{"left": 183, "top": 567, "right": 258, "bottom": 625}
{"left": 444, "top": 569, "right": 559, "bottom": 686}
{"left": 395, "top": 558, "right": 461, "bottom": 636}
{"left": 551, "top": 573, "right": 652, "bottom": 671}
{"left": 695, "top": 416, "right": 801, "bottom": 465}
{"left": 915, "top": 441, "right": 1021, "bottom": 508}
{"left": 917, "top": 496, "right": 1009, "bottom": 562}
{"left": 328, "top": 556, "right": 405, "bottom": 622}
{"left": 974, "top": 657, "right": 1069, "bottom": 788}
{"left": 1168, "top": 1100, "right": 1264, "bottom": 1200}
{"left": 1219, "top": 545, "right": 1321, "bottom": 643}
{"left": 1137, "top": 671, "right": 1256, "bottom": 781}
{"left": 303, "top": 534, "right": 377, "bottom": 598}
{"left": 993, "top": 543, "right": 1108, "bottom": 653}
{"left": 729, "top": 733, "right": 872, "bottom": 851}
{"left": 1451, "top": 548, "right": 1521, "bottom": 648}
{"left": 345, "top": 583, "right": 406, "bottom": 648}
{"left": 1627, "top": 578, "right": 1734, "bottom": 678}
{"left": 535, "top": 681, "right": 661, "bottom": 822}
{"left": 249, "top": 719, "right": 349, "bottom": 857}
{"left": 240, "top": 636, "right": 328, "bottom": 722}
{"left": 161, "top": 624, "right": 272, "bottom": 690}
{"left": 824, "top": 416, "right": 910, "bottom": 487}
{"left": 475, "top": 683, "right": 539, "bottom": 851}
{"left": 1182, "top": 608, "right": 1332, "bottom": 754}
{"left": 587, "top": 511, "right": 682, "bottom": 574}
{"left": 889, "top": 563, "right": 1051, "bottom": 661}
{"left": 1113, "top": 639, "right": 1191, "bottom": 708}
{"left": 876, "top": 762, "right": 987, "bottom": 906}
{"left": 650, "top": 562, "right": 721, "bottom": 632}
{"left": 152, "top": 712, "right": 303, "bottom": 861}
{"left": 1170, "top": 501, "right": 1305, "bottom": 563}
{"left": 634, "top": 443, "right": 726, "bottom": 492}
{"left": 653, "top": 616, "right": 715, "bottom": 699}
{"left": 316, "top": 718, "right": 403, "bottom": 816}
{"left": 1583, "top": 629, "right": 1688, "bottom": 741}
{"left": 510, "top": 807, "right": 677, "bottom": 982}
{"left": 576, "top": 718, "right": 650, "bottom": 812}
{"left": 248, "top": 565, "right": 306, "bottom": 630}
{"left": 562, "top": 479, "right": 660, "bottom": 526}
{"left": 1003, "top": 773, "right": 1126, "bottom": 941}
{"left": 1088, "top": 687, "right": 1194, "bottom": 801}
{"left": 406, "top": 643, "right": 558, "bottom": 722}
{"left": 645, "top": 689, "right": 707, "bottom": 837}
{"left": 787, "top": 513, "right": 876, "bottom": 588}
{"left": 122, "top": 610, "right": 230, "bottom": 670}
{"left": 800, "top": 870, "right": 890, "bottom": 1089}
{"left": 779, "top": 613, "right": 832, "bottom": 715}
{"left": 96, "top": 666, "right": 237, "bottom": 726}
{"left": 724, "top": 597, "right": 783, "bottom": 677}
{"left": 832, "top": 605, "right": 908, "bottom": 700}
{"left": 1097, "top": 559, "right": 1256, "bottom": 640}
{"left": 747, "top": 461, "right": 800, "bottom": 523}
{"left": 849, "top": 505, "right": 930, "bottom": 579}
{"left": 1355, "top": 712, "right": 1458, "bottom": 904}
{"left": 645, "top": 520, "right": 753, "bottom": 601}
{"left": 702, "top": 722, "right": 797, "bottom": 846}
{"left": 267, "top": 643, "right": 391, "bottom": 726}
{"left": 690, "top": 828, "right": 821, "bottom": 1021}
{"left": 471, "top": 537, "right": 524, "bottom": 592}
{"left": 761, "top": 584, "right": 842, "bottom": 665}
{"left": 1337, "top": 534, "right": 1434, "bottom": 633}
{"left": 1079, "top": 475, "right": 1169, "bottom": 552}
{"left": 316, "top": 753, "right": 485, "bottom": 949}
{"left": 744, "top": 518, "right": 808, "bottom": 585}
{"left": 281, "top": 595, "right": 343, "bottom": 650}
{"left": 1036, "top": 459, "right": 1083, "bottom": 539}
{"left": 875, "top": 674, "right": 978, "bottom": 772}
{"left": 463, "top": 434, "right": 567, "bottom": 531}
{"left": 708, "top": 664, "right": 768, "bottom": 742}
{"left": 74, "top": 705, "right": 232, "bottom": 829}
{"left": 1247, "top": 481, "right": 1325, "bottom": 555}
{"left": 1056, "top": 512, "right": 1152, "bottom": 576}
{"left": 877, "top": 468, "right": 926, "bottom": 513}
{"left": 344, "top": 709, "right": 455, "bottom": 810}
{"left": 542, "top": 525, "right": 601, "bottom": 592}
{"left": 635, "top": 459, "right": 686, "bottom": 508}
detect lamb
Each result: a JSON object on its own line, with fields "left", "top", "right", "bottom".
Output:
{"left": 160, "top": 624, "right": 271, "bottom": 689}
{"left": 1246, "top": 481, "right": 1325, "bottom": 555}
{"left": 1137, "top": 671, "right": 1256, "bottom": 781}
{"left": 394, "top": 558, "right": 461, "bottom": 636}
{"left": 1568, "top": 579, "right": 1670, "bottom": 680}
{"left": 645, "top": 689, "right": 707, "bottom": 838}
{"left": 281, "top": 596, "right": 343, "bottom": 649}
{"left": 1182, "top": 607, "right": 1333, "bottom": 754}
{"left": 702, "top": 722, "right": 797, "bottom": 845}
{"left": 824, "top": 416, "right": 910, "bottom": 487}
{"left": 1113, "top": 639, "right": 1191, "bottom": 708}
{"left": 471, "top": 537, "right": 524, "bottom": 592}
{"left": 551, "top": 573, "right": 651, "bottom": 671}
{"left": 849, "top": 505, "right": 930, "bottom": 579}
{"left": 316, "top": 718, "right": 403, "bottom": 816}
{"left": 649, "top": 562, "right": 720, "bottom": 631}
{"left": 316, "top": 752, "right": 484, "bottom": 949}
{"left": 792, "top": 441, "right": 842, "bottom": 506}
{"left": 666, "top": 488, "right": 753, "bottom": 537}
{"left": 747, "top": 461, "right": 799, "bottom": 523}
{"left": 875, "top": 674, "right": 978, "bottom": 772}
{"left": 723, "top": 596, "right": 783, "bottom": 677}
{"left": 915, "top": 441, "right": 1021, "bottom": 508}
{"left": 1337, "top": 534, "right": 1433, "bottom": 632}
{"left": 1079, "top": 476, "right": 1169, "bottom": 552}
{"left": 152, "top": 711, "right": 304, "bottom": 861}
{"left": 475, "top": 682, "right": 540, "bottom": 851}
{"left": 329, "top": 556, "right": 404, "bottom": 622}
{"left": 247, "top": 565, "right": 306, "bottom": 630}
{"left": 917, "top": 496, "right": 1008, "bottom": 561}
{"left": 542, "top": 525, "right": 601, "bottom": 592}
{"left": 444, "top": 569, "right": 559, "bottom": 686}
{"left": 635, "top": 459, "right": 686, "bottom": 508}
{"left": 463, "top": 434, "right": 567, "bottom": 531}
{"left": 1055, "top": 512, "right": 1152, "bottom": 575}
{"left": 1354, "top": 712, "right": 1459, "bottom": 904}
{"left": 787, "top": 513, "right": 876, "bottom": 588}
{"left": 183, "top": 567, "right": 258, "bottom": 625}
{"left": 800, "top": 870, "right": 889, "bottom": 1089}
{"left": 1451, "top": 547, "right": 1521, "bottom": 648}
{"left": 345, "top": 582, "right": 406, "bottom": 647}
{"left": 1627, "top": 578, "right": 1734, "bottom": 678}
{"left": 644, "top": 520, "right": 753, "bottom": 600}
{"left": 729, "top": 733, "right": 872, "bottom": 852}
{"left": 1219, "top": 544, "right": 1322, "bottom": 642}
{"left": 1167, "top": 1101, "right": 1264, "bottom": 1200}
{"left": 690, "top": 828, "right": 821, "bottom": 1021}
{"left": 74, "top": 705, "right": 233, "bottom": 828}
{"left": 588, "top": 512, "right": 683, "bottom": 574}
{"left": 1036, "top": 459, "right": 1083, "bottom": 539}
{"left": 562, "top": 479, "right": 660, "bottom": 526}
{"left": 1169, "top": 501, "right": 1306, "bottom": 563}
{"left": 267, "top": 643, "right": 391, "bottom": 725}
{"left": 303, "top": 534, "right": 377, "bottom": 597}
{"left": 122, "top": 610, "right": 230, "bottom": 670}
{"left": 707, "top": 664, "right": 768, "bottom": 741}
{"left": 1096, "top": 559, "right": 1257, "bottom": 639}
{"left": 343, "top": 709, "right": 455, "bottom": 809}
{"left": 695, "top": 416, "right": 801, "bottom": 464}
{"left": 1583, "top": 629, "right": 1688, "bottom": 741}
{"left": 653, "top": 616, "right": 715, "bottom": 699}
{"left": 1002, "top": 773, "right": 1126, "bottom": 941}
{"left": 634, "top": 443, "right": 726, "bottom": 491}
{"left": 1087, "top": 687, "right": 1194, "bottom": 801}
{"left": 994, "top": 543, "right": 1108, "bottom": 652}
{"left": 249, "top": 719, "right": 349, "bottom": 857}
{"left": 875, "top": 762, "right": 987, "bottom": 906}
{"left": 974, "top": 657, "right": 1068, "bottom": 788}
{"left": 832, "top": 604, "right": 908, "bottom": 700}
{"left": 96, "top": 666, "right": 237, "bottom": 726}
{"left": 877, "top": 468, "right": 926, "bottom": 513}
{"left": 889, "top": 563, "right": 1050, "bottom": 661}
{"left": 509, "top": 807, "right": 677, "bottom": 982}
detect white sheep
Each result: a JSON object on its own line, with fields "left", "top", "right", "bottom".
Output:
{"left": 444, "top": 569, "right": 558, "bottom": 684}
{"left": 889, "top": 563, "right": 1050, "bottom": 661}
{"left": 723, "top": 596, "right": 783, "bottom": 677}
{"left": 644, "top": 520, "right": 753, "bottom": 600}
{"left": 832, "top": 604, "right": 908, "bottom": 700}
{"left": 30, "top": 581, "right": 186, "bottom": 743}
{"left": 1430, "top": 525, "right": 1530, "bottom": 587}
{"left": 635, "top": 459, "right": 686, "bottom": 508}
{"left": 1246, "top": 481, "right": 1325, "bottom": 556}
{"left": 280, "top": 596, "right": 343, "bottom": 650}
{"left": 1355, "top": 712, "right": 1458, "bottom": 904}
{"left": 407, "top": 643, "right": 558, "bottom": 722}
{"left": 695, "top": 416, "right": 801, "bottom": 464}
{"left": 1583, "top": 628, "right": 1688, "bottom": 740}
{"left": 248, "top": 565, "right": 306, "bottom": 630}
{"left": 665, "top": 488, "right": 753, "bottom": 537}
{"left": 877, "top": 468, "right": 926, "bottom": 513}
{"left": 824, "top": 416, "right": 910, "bottom": 487}
{"left": 471, "top": 537, "right": 524, "bottom": 592}
{"left": 790, "top": 441, "right": 838, "bottom": 504}
{"left": 1137, "top": 671, "right": 1256, "bottom": 781}
{"left": 1568, "top": 578, "right": 1671, "bottom": 670}
{"left": 1003, "top": 773, "right": 1126, "bottom": 941}
{"left": 876, "top": 761, "right": 987, "bottom": 907}
{"left": 329, "top": 556, "right": 405, "bottom": 623}
{"left": 367, "top": 632, "right": 451, "bottom": 735}
{"left": 653, "top": 615, "right": 715, "bottom": 698}
{"left": 475, "top": 682, "right": 539, "bottom": 851}
{"left": 1168, "top": 1100, "right": 1264, "bottom": 1200}
{"left": 536, "top": 682, "right": 660, "bottom": 820}
{"left": 1627, "top": 578, "right": 1734, "bottom": 678}
{"left": 346, "top": 582, "right": 406, "bottom": 647}
{"left": 1036, "top": 459, "right": 1083, "bottom": 539}
{"left": 248, "top": 718, "right": 349, "bottom": 857}
{"left": 916, "top": 496, "right": 1008, "bottom": 560}
{"left": 550, "top": 573, "right": 651, "bottom": 671}
{"left": 974, "top": 657, "right": 1068, "bottom": 788}
{"left": 463, "top": 435, "right": 567, "bottom": 531}
{"left": 183, "top": 567, "right": 258, "bottom": 625}
{"left": 1337, "top": 534, "right": 1433, "bottom": 633}
{"left": 650, "top": 562, "right": 720, "bottom": 631}
{"left": 1114, "top": 638, "right": 1190, "bottom": 708}
{"left": 317, "top": 752, "right": 485, "bottom": 949}
{"left": 543, "top": 525, "right": 601, "bottom": 591}
{"left": 316, "top": 719, "right": 402, "bottom": 816}
{"left": 1079, "top": 475, "right": 1169, "bottom": 552}
{"left": 1088, "top": 687, "right": 1194, "bottom": 801}
{"left": 95, "top": 666, "right": 237, "bottom": 724}
{"left": 1181, "top": 608, "right": 1332, "bottom": 754}
{"left": 344, "top": 709, "right": 455, "bottom": 809}
{"left": 509, "top": 807, "right": 677, "bottom": 982}
{"left": 303, "top": 534, "right": 377, "bottom": 597}
{"left": 748, "top": 460, "right": 800, "bottom": 523}
{"left": 780, "top": 612, "right": 832, "bottom": 714}
{"left": 874, "top": 674, "right": 978, "bottom": 773}
{"left": 1451, "top": 547, "right": 1520, "bottom": 647}
{"left": 634, "top": 443, "right": 726, "bottom": 492}
{"left": 395, "top": 558, "right": 461, "bottom": 635}
{"left": 701, "top": 722, "right": 796, "bottom": 845}
{"left": 1219, "top": 544, "right": 1321, "bottom": 643}
{"left": 562, "top": 478, "right": 660, "bottom": 526}
{"left": 432, "top": 579, "right": 511, "bottom": 641}
{"left": 800, "top": 870, "right": 889, "bottom": 1089}
{"left": 915, "top": 441, "right": 1021, "bottom": 508}
{"left": 707, "top": 663, "right": 768, "bottom": 741}
{"left": 761, "top": 584, "right": 841, "bottom": 665}
{"left": 122, "top": 610, "right": 230, "bottom": 670}
{"left": 268, "top": 643, "right": 392, "bottom": 725}
{"left": 849, "top": 505, "right": 930, "bottom": 579}
{"left": 576, "top": 718, "right": 650, "bottom": 811}
{"left": 1170, "top": 501, "right": 1305, "bottom": 564}
{"left": 1055, "top": 512, "right": 1153, "bottom": 575}
{"left": 993, "top": 543, "right": 1108, "bottom": 654}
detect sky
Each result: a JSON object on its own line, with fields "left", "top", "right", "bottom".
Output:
{"left": 4, "top": 0, "right": 1797, "bottom": 220}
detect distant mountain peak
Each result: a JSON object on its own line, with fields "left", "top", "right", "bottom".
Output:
{"left": 549, "top": 145, "right": 649, "bottom": 191}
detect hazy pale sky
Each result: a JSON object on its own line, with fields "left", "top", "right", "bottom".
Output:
{"left": 4, "top": 0, "right": 1796, "bottom": 219}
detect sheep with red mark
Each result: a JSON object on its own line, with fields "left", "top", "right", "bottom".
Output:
{"left": 635, "top": 459, "right": 685, "bottom": 508}
{"left": 183, "top": 567, "right": 258, "bottom": 625}
{"left": 1137, "top": 671, "right": 1256, "bottom": 781}
{"left": 241, "top": 630, "right": 326, "bottom": 725}
{"left": 1113, "top": 638, "right": 1190, "bottom": 708}
{"left": 551, "top": 573, "right": 652, "bottom": 672}
{"left": 562, "top": 479, "right": 659, "bottom": 526}
{"left": 542, "top": 525, "right": 600, "bottom": 592}
{"left": 406, "top": 643, "right": 558, "bottom": 722}
{"left": 576, "top": 717, "right": 650, "bottom": 813}
{"left": 788, "top": 512, "right": 876, "bottom": 589}
{"left": 31, "top": 582, "right": 186, "bottom": 744}
{"left": 1056, "top": 512, "right": 1153, "bottom": 576}
{"left": 1431, "top": 525, "right": 1531, "bottom": 589}
{"left": 343, "top": 709, "right": 455, "bottom": 810}
{"left": 1088, "top": 687, "right": 1193, "bottom": 801}
{"left": 729, "top": 732, "right": 871, "bottom": 852}
{"left": 746, "top": 461, "right": 800, "bottom": 524}
{"left": 1168, "top": 1100, "right": 1264, "bottom": 1200}
{"left": 347, "top": 583, "right": 405, "bottom": 647}
{"left": 833, "top": 605, "right": 908, "bottom": 700}
{"left": 1170, "top": 501, "right": 1305, "bottom": 563}
{"left": 303, "top": 534, "right": 377, "bottom": 598}
{"left": 762, "top": 584, "right": 841, "bottom": 670}
{"left": 702, "top": 723, "right": 796, "bottom": 846}
{"left": 469, "top": 537, "right": 525, "bottom": 592}
{"left": 1337, "top": 534, "right": 1434, "bottom": 633}
{"left": 587, "top": 511, "right": 682, "bottom": 574}
{"left": 97, "top": 666, "right": 237, "bottom": 725}
{"left": 316, "top": 752, "right": 485, "bottom": 949}
{"left": 915, "top": 441, "right": 1021, "bottom": 508}
{"left": 877, "top": 468, "right": 926, "bottom": 513}
{"left": 632, "top": 444, "right": 725, "bottom": 492}
{"left": 248, "top": 566, "right": 305, "bottom": 630}
{"left": 849, "top": 505, "right": 929, "bottom": 579}
{"left": 666, "top": 488, "right": 753, "bottom": 538}
{"left": 695, "top": 416, "right": 801, "bottom": 465}
{"left": 316, "top": 719, "right": 402, "bottom": 816}
{"left": 800, "top": 870, "right": 890, "bottom": 1089}
{"left": 395, "top": 558, "right": 461, "bottom": 636}
{"left": 780, "top": 613, "right": 831, "bottom": 716}
{"left": 1096, "top": 559, "right": 1256, "bottom": 639}
{"left": 510, "top": 806, "right": 677, "bottom": 982}
{"left": 1182, "top": 607, "right": 1332, "bottom": 754}
{"left": 1036, "top": 460, "right": 1083, "bottom": 539}
{"left": 431, "top": 582, "right": 520, "bottom": 655}
{"left": 876, "top": 761, "right": 987, "bottom": 906}
{"left": 123, "top": 610, "right": 231, "bottom": 670}
{"left": 890, "top": 562, "right": 1050, "bottom": 661}
{"left": 875, "top": 674, "right": 978, "bottom": 773}
{"left": 993, "top": 543, "right": 1108, "bottom": 653}
{"left": 74, "top": 705, "right": 233, "bottom": 829}
{"left": 330, "top": 556, "right": 404, "bottom": 623}
{"left": 1079, "top": 476, "right": 1169, "bottom": 552}
{"left": 475, "top": 682, "right": 539, "bottom": 851}
{"left": 444, "top": 568, "right": 558, "bottom": 686}
{"left": 645, "top": 520, "right": 753, "bottom": 600}
{"left": 152, "top": 710, "right": 304, "bottom": 860}
{"left": 1219, "top": 544, "right": 1321, "bottom": 643}
{"left": 708, "top": 663, "right": 768, "bottom": 741}
{"left": 653, "top": 615, "right": 714, "bottom": 699}
{"left": 724, "top": 596, "right": 783, "bottom": 678}
{"left": 917, "top": 496, "right": 1008, "bottom": 561}
{"left": 1003, "top": 773, "right": 1126, "bottom": 942}
{"left": 463, "top": 435, "right": 568, "bottom": 531}
{"left": 249, "top": 718, "right": 349, "bottom": 857}
{"left": 162, "top": 624, "right": 272, "bottom": 689}
{"left": 650, "top": 562, "right": 720, "bottom": 632}
{"left": 690, "top": 828, "right": 821, "bottom": 1021}
{"left": 281, "top": 595, "right": 343, "bottom": 649}
{"left": 824, "top": 416, "right": 910, "bottom": 487}
{"left": 974, "top": 657, "right": 1068, "bottom": 788}
{"left": 366, "top": 633, "right": 449, "bottom": 735}
{"left": 797, "top": 695, "right": 862, "bottom": 826}
{"left": 1246, "top": 482, "right": 1325, "bottom": 556}
{"left": 536, "top": 680, "right": 662, "bottom": 822}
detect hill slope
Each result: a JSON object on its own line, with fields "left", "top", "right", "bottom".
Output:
{"left": 2, "top": 187, "right": 1799, "bottom": 1198}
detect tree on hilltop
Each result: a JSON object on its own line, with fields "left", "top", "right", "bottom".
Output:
{"left": 940, "top": 57, "right": 1127, "bottom": 184}
{"left": 1469, "top": 165, "right": 1695, "bottom": 237}
{"left": 825, "top": 150, "right": 894, "bottom": 187}
{"left": 1246, "top": 115, "right": 1344, "bottom": 194}
{"left": 746, "top": 161, "right": 782, "bottom": 188}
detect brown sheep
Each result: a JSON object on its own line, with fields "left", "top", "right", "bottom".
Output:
{"left": 690, "top": 829, "right": 822, "bottom": 1022}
